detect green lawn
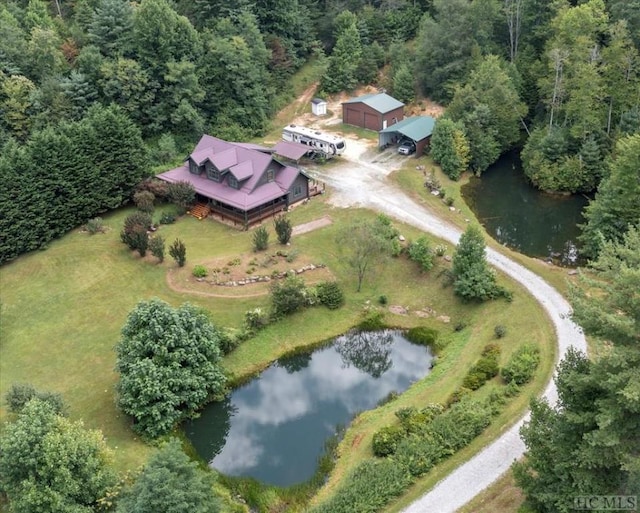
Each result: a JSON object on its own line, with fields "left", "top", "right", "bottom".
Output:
{"left": 0, "top": 198, "right": 556, "bottom": 512}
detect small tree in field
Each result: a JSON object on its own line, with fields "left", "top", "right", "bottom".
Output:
{"left": 149, "top": 235, "right": 165, "bottom": 263}
{"left": 253, "top": 225, "right": 269, "bottom": 251}
{"left": 116, "top": 439, "right": 221, "bottom": 513}
{"left": 166, "top": 181, "right": 195, "bottom": 214}
{"left": 274, "top": 215, "right": 292, "bottom": 244}
{"left": 115, "top": 299, "right": 227, "bottom": 439}
{"left": 133, "top": 190, "right": 155, "bottom": 214}
{"left": 337, "top": 219, "right": 391, "bottom": 292}
{"left": 121, "top": 212, "right": 152, "bottom": 256}
{"left": 452, "top": 225, "right": 502, "bottom": 301}
{"left": 169, "top": 238, "right": 186, "bottom": 267}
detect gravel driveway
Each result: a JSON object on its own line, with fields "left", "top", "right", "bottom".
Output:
{"left": 308, "top": 138, "right": 587, "bottom": 513}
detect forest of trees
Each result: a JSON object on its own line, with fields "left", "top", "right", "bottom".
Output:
{"left": 0, "top": 0, "right": 639, "bottom": 511}
{"left": 1, "top": 0, "right": 638, "bottom": 263}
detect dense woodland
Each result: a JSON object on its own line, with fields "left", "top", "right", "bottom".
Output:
{"left": 1, "top": 0, "right": 639, "bottom": 261}
{"left": 0, "top": 0, "right": 639, "bottom": 512}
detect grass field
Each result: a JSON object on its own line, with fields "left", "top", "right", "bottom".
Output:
{"left": 1, "top": 190, "right": 555, "bottom": 513}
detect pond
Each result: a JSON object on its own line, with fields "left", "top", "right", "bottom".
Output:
{"left": 461, "top": 152, "right": 589, "bottom": 266}
{"left": 184, "top": 330, "right": 433, "bottom": 487}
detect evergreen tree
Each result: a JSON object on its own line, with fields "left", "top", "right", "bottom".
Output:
{"left": 515, "top": 227, "right": 640, "bottom": 512}
{"left": 579, "top": 134, "right": 640, "bottom": 258}
{"left": 430, "top": 118, "right": 470, "bottom": 180}
{"left": 451, "top": 225, "right": 503, "bottom": 301}
{"left": 88, "top": 0, "right": 134, "bottom": 57}
{"left": 117, "top": 439, "right": 221, "bottom": 513}
{"left": 392, "top": 63, "right": 415, "bottom": 105}
{"left": 321, "top": 15, "right": 362, "bottom": 94}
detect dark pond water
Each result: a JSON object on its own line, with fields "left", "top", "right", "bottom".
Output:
{"left": 461, "top": 152, "right": 589, "bottom": 266}
{"left": 184, "top": 330, "right": 433, "bottom": 487}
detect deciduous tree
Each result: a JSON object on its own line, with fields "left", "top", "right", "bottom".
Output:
{"left": 115, "top": 299, "right": 226, "bottom": 439}
{"left": 0, "top": 398, "right": 115, "bottom": 512}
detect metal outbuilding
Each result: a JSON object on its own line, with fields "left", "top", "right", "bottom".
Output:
{"left": 342, "top": 93, "right": 404, "bottom": 131}
{"left": 378, "top": 116, "right": 436, "bottom": 157}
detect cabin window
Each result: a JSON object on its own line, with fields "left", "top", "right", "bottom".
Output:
{"left": 228, "top": 175, "right": 238, "bottom": 189}
{"left": 266, "top": 169, "right": 275, "bottom": 182}
{"left": 189, "top": 161, "right": 200, "bottom": 174}
{"left": 206, "top": 167, "right": 220, "bottom": 182}
{"left": 293, "top": 185, "right": 303, "bottom": 196}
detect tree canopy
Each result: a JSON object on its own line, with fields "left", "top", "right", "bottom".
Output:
{"left": 515, "top": 225, "right": 640, "bottom": 512}
{"left": 115, "top": 298, "right": 227, "bottom": 439}
{"left": 116, "top": 439, "right": 221, "bottom": 513}
{"left": 0, "top": 398, "right": 115, "bottom": 512}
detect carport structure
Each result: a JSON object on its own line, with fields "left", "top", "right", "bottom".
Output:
{"left": 378, "top": 116, "right": 436, "bottom": 157}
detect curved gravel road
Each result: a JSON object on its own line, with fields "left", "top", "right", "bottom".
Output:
{"left": 310, "top": 140, "right": 587, "bottom": 512}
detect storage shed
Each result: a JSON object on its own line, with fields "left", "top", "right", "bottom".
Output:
{"left": 378, "top": 116, "right": 436, "bottom": 157}
{"left": 311, "top": 98, "right": 327, "bottom": 116}
{"left": 342, "top": 93, "right": 404, "bottom": 131}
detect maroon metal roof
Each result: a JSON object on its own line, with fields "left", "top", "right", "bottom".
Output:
{"left": 158, "top": 135, "right": 306, "bottom": 211}
{"left": 272, "top": 140, "right": 311, "bottom": 161}
{"left": 229, "top": 160, "right": 254, "bottom": 181}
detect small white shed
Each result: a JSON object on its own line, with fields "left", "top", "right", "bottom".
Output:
{"left": 311, "top": 98, "right": 327, "bottom": 116}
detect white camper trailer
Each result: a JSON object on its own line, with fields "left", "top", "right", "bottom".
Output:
{"left": 282, "top": 124, "right": 346, "bottom": 158}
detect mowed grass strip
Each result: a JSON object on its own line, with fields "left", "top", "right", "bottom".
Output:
{"left": 0, "top": 197, "right": 555, "bottom": 505}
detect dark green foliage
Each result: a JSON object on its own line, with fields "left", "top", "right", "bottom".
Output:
{"left": 372, "top": 425, "right": 404, "bottom": 457}
{"left": 407, "top": 236, "right": 435, "bottom": 272}
{"left": 166, "top": 181, "right": 195, "bottom": 214}
{"left": 121, "top": 211, "right": 152, "bottom": 256}
{"left": 378, "top": 294, "right": 388, "bottom": 305}
{"left": 148, "top": 235, "right": 165, "bottom": 262}
{"left": 315, "top": 281, "right": 345, "bottom": 310}
{"left": 452, "top": 225, "right": 505, "bottom": 301}
{"left": 5, "top": 383, "right": 66, "bottom": 415}
{"left": 169, "top": 238, "right": 187, "bottom": 267}
{"left": 405, "top": 326, "right": 439, "bottom": 347}
{"left": 116, "top": 439, "right": 221, "bottom": 513}
{"left": 0, "top": 105, "right": 148, "bottom": 264}
{"left": 357, "top": 309, "right": 386, "bottom": 331}
{"left": 462, "top": 344, "right": 501, "bottom": 390}
{"left": 579, "top": 134, "right": 640, "bottom": 258}
{"left": 252, "top": 225, "right": 269, "bottom": 252}
{"left": 494, "top": 324, "right": 507, "bottom": 339}
{"left": 159, "top": 211, "right": 177, "bottom": 224}
{"left": 0, "top": 399, "right": 115, "bottom": 512}
{"left": 273, "top": 214, "right": 292, "bottom": 245}
{"left": 501, "top": 343, "right": 540, "bottom": 385}
{"left": 115, "top": 299, "right": 227, "bottom": 439}
{"left": 133, "top": 190, "right": 155, "bottom": 213}
{"left": 270, "top": 275, "right": 310, "bottom": 318}
{"left": 430, "top": 118, "right": 470, "bottom": 180}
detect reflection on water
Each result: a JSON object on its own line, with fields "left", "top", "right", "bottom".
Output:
{"left": 461, "top": 152, "right": 589, "bottom": 266}
{"left": 184, "top": 330, "right": 432, "bottom": 487}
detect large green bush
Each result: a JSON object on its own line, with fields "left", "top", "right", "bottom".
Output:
{"left": 462, "top": 344, "right": 501, "bottom": 390}
{"left": 407, "top": 236, "right": 435, "bottom": 271}
{"left": 316, "top": 281, "right": 345, "bottom": 310}
{"left": 270, "top": 276, "right": 309, "bottom": 318}
{"left": 405, "top": 326, "right": 439, "bottom": 347}
{"left": 372, "top": 425, "right": 405, "bottom": 457}
{"left": 501, "top": 343, "right": 541, "bottom": 385}
{"left": 252, "top": 226, "right": 269, "bottom": 252}
{"left": 274, "top": 215, "right": 292, "bottom": 245}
